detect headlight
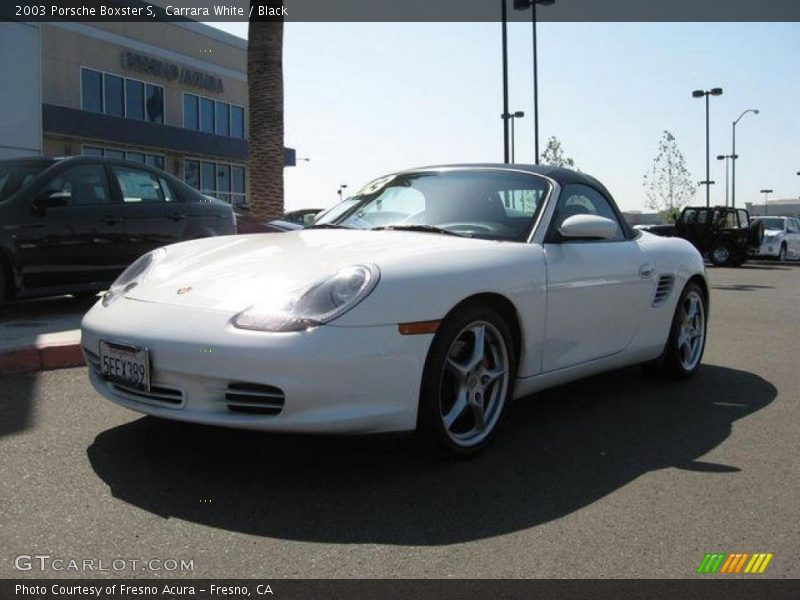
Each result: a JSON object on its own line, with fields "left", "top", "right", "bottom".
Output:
{"left": 102, "top": 248, "right": 166, "bottom": 307}
{"left": 232, "top": 264, "right": 380, "bottom": 332}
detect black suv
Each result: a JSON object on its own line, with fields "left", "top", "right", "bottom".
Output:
{"left": 642, "top": 206, "right": 763, "bottom": 267}
{"left": 0, "top": 156, "right": 235, "bottom": 301}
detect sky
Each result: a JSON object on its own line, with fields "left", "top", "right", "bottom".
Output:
{"left": 207, "top": 21, "right": 800, "bottom": 213}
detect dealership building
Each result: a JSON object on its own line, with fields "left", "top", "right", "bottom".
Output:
{"left": 1, "top": 19, "right": 291, "bottom": 207}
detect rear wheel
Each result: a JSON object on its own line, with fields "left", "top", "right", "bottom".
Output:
{"left": 418, "top": 305, "right": 516, "bottom": 458}
{"left": 643, "top": 282, "right": 707, "bottom": 379}
{"left": 709, "top": 242, "right": 734, "bottom": 267}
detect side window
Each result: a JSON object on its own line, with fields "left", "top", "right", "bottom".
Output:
{"left": 737, "top": 210, "right": 749, "bottom": 228}
{"left": 552, "top": 184, "right": 624, "bottom": 241}
{"left": 40, "top": 165, "right": 111, "bottom": 206}
{"left": 787, "top": 219, "right": 799, "bottom": 233}
{"left": 113, "top": 167, "right": 167, "bottom": 203}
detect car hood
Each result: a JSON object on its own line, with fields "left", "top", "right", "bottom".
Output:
{"left": 126, "top": 229, "right": 500, "bottom": 312}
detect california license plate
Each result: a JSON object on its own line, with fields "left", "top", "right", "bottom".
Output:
{"left": 99, "top": 341, "right": 151, "bottom": 392}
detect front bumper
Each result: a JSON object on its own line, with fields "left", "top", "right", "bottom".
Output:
{"left": 81, "top": 298, "right": 433, "bottom": 434}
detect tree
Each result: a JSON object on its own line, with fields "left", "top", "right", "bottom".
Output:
{"left": 643, "top": 130, "right": 695, "bottom": 220}
{"left": 541, "top": 136, "right": 577, "bottom": 169}
{"left": 247, "top": 20, "right": 284, "bottom": 220}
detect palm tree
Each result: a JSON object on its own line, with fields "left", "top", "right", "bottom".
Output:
{"left": 247, "top": 20, "right": 284, "bottom": 220}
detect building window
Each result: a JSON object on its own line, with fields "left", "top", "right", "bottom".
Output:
{"left": 184, "top": 160, "right": 200, "bottom": 190}
{"left": 200, "top": 97, "right": 214, "bottom": 133}
{"left": 184, "top": 158, "right": 246, "bottom": 205}
{"left": 231, "top": 165, "right": 246, "bottom": 205}
{"left": 183, "top": 94, "right": 199, "bottom": 130}
{"left": 215, "top": 102, "right": 230, "bottom": 136}
{"left": 126, "top": 79, "right": 145, "bottom": 120}
{"left": 146, "top": 154, "right": 165, "bottom": 171}
{"left": 230, "top": 106, "right": 245, "bottom": 139}
{"left": 145, "top": 84, "right": 164, "bottom": 123}
{"left": 81, "top": 68, "right": 103, "bottom": 113}
{"left": 216, "top": 163, "right": 231, "bottom": 204}
{"left": 81, "top": 67, "right": 164, "bottom": 124}
{"left": 82, "top": 146, "right": 104, "bottom": 157}
{"left": 104, "top": 74, "right": 124, "bottom": 117}
{"left": 105, "top": 148, "right": 125, "bottom": 159}
{"left": 126, "top": 152, "right": 146, "bottom": 163}
{"left": 184, "top": 93, "right": 245, "bottom": 139}
{"left": 201, "top": 161, "right": 215, "bottom": 194}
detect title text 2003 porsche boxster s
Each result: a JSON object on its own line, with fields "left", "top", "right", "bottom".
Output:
{"left": 82, "top": 165, "right": 709, "bottom": 456}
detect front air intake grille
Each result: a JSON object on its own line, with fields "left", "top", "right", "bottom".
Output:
{"left": 110, "top": 383, "right": 184, "bottom": 406}
{"left": 653, "top": 274, "right": 675, "bottom": 307}
{"left": 224, "top": 382, "right": 285, "bottom": 416}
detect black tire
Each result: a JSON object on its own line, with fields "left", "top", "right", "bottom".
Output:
{"left": 417, "top": 304, "right": 517, "bottom": 458}
{"left": 731, "top": 254, "right": 748, "bottom": 267}
{"left": 643, "top": 282, "right": 708, "bottom": 380}
{"left": 709, "top": 241, "right": 734, "bottom": 267}
{"left": 778, "top": 244, "right": 787, "bottom": 262}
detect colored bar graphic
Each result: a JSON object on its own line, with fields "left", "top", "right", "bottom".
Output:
{"left": 699, "top": 552, "right": 773, "bottom": 574}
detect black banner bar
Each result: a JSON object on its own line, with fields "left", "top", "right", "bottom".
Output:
{"left": 2, "top": 0, "right": 800, "bottom": 23}
{"left": 3, "top": 580, "right": 800, "bottom": 600}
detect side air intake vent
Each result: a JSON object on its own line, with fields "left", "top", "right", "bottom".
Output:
{"left": 653, "top": 274, "right": 675, "bottom": 307}
{"left": 224, "top": 382, "right": 285, "bottom": 415}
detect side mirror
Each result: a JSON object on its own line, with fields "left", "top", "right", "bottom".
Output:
{"left": 558, "top": 214, "right": 619, "bottom": 240}
{"left": 33, "top": 191, "right": 70, "bottom": 212}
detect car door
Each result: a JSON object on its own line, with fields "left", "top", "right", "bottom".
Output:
{"left": 111, "top": 165, "right": 187, "bottom": 261}
{"left": 786, "top": 219, "right": 800, "bottom": 258}
{"left": 542, "top": 184, "right": 654, "bottom": 372}
{"left": 13, "top": 163, "right": 125, "bottom": 289}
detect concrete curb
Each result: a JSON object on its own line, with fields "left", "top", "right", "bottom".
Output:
{"left": 0, "top": 342, "right": 84, "bottom": 376}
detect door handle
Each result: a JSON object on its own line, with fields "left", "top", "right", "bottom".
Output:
{"left": 100, "top": 215, "right": 118, "bottom": 225}
{"left": 169, "top": 213, "right": 186, "bottom": 222}
{"left": 638, "top": 264, "right": 655, "bottom": 278}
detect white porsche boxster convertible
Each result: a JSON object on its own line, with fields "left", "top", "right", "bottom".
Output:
{"left": 82, "top": 165, "right": 709, "bottom": 456}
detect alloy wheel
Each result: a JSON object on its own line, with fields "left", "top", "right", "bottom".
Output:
{"left": 439, "top": 321, "right": 510, "bottom": 448}
{"left": 677, "top": 291, "right": 705, "bottom": 371}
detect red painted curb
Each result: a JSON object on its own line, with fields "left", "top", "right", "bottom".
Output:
{"left": 0, "top": 342, "right": 84, "bottom": 376}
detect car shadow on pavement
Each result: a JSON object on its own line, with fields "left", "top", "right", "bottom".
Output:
{"left": 87, "top": 364, "right": 776, "bottom": 546}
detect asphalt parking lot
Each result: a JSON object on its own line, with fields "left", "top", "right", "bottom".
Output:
{"left": 1, "top": 262, "right": 798, "bottom": 579}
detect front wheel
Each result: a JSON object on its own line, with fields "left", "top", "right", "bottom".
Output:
{"left": 417, "top": 305, "right": 517, "bottom": 458}
{"left": 643, "top": 282, "right": 708, "bottom": 379}
{"left": 709, "top": 242, "right": 734, "bottom": 267}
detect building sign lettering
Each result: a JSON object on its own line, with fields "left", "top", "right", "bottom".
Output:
{"left": 121, "top": 51, "right": 224, "bottom": 94}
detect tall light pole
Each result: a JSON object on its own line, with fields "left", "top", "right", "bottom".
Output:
{"left": 514, "top": 0, "right": 555, "bottom": 164}
{"left": 500, "top": 0, "right": 510, "bottom": 163}
{"left": 692, "top": 87, "right": 723, "bottom": 207}
{"left": 731, "top": 108, "right": 759, "bottom": 208}
{"left": 716, "top": 154, "right": 737, "bottom": 206}
{"left": 760, "top": 189, "right": 773, "bottom": 216}
{"left": 502, "top": 110, "right": 525, "bottom": 162}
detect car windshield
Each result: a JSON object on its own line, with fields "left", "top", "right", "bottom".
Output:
{"left": 756, "top": 217, "right": 785, "bottom": 231}
{"left": 0, "top": 162, "right": 49, "bottom": 202}
{"left": 314, "top": 170, "right": 550, "bottom": 241}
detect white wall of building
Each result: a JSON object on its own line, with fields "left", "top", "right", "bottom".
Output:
{"left": 0, "top": 22, "right": 42, "bottom": 159}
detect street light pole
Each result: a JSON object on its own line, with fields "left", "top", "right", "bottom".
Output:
{"left": 514, "top": 0, "right": 555, "bottom": 164}
{"left": 502, "top": 110, "right": 525, "bottom": 163}
{"left": 501, "top": 0, "right": 510, "bottom": 163}
{"left": 716, "top": 154, "right": 737, "bottom": 207}
{"left": 692, "top": 87, "right": 723, "bottom": 207}
{"left": 731, "top": 108, "right": 759, "bottom": 208}
{"left": 760, "top": 189, "right": 773, "bottom": 216}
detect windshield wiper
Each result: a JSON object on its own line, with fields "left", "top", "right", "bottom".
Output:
{"left": 370, "top": 224, "right": 468, "bottom": 237}
{"left": 305, "top": 223, "right": 356, "bottom": 230}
